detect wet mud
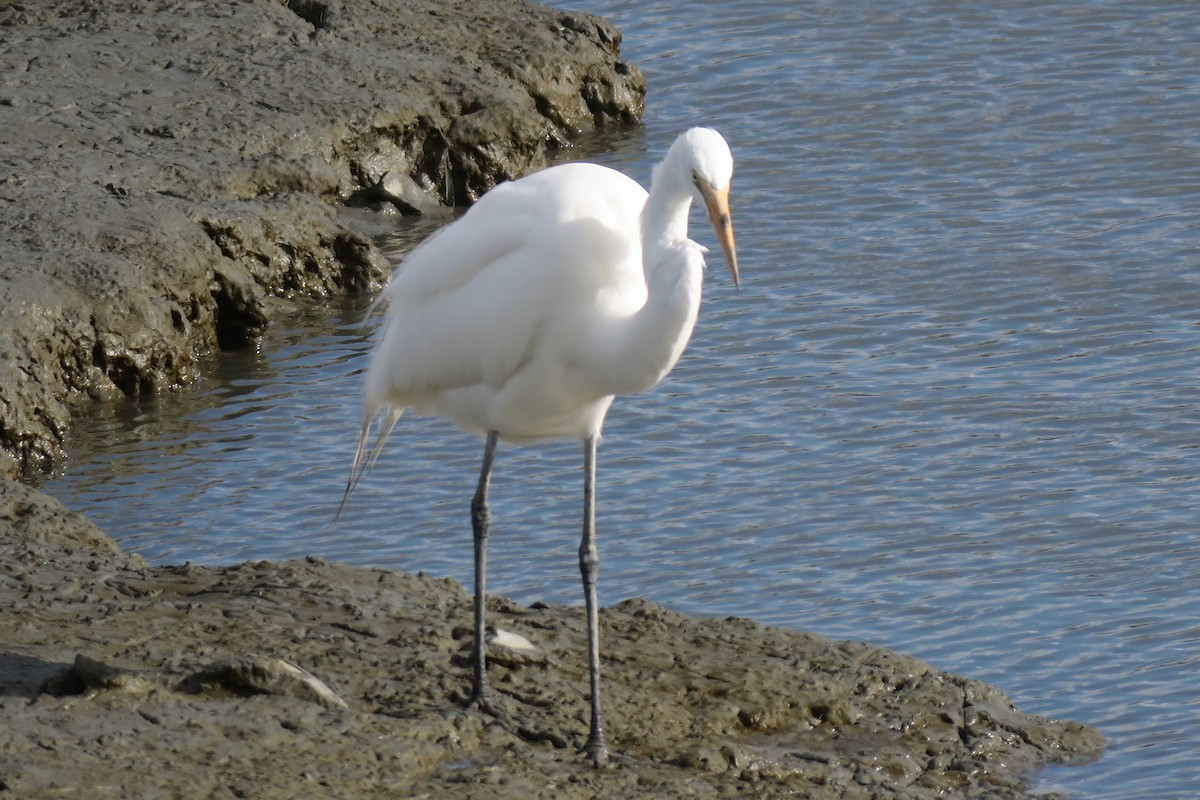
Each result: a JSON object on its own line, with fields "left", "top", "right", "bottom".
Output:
{"left": 1, "top": 480, "right": 1104, "bottom": 798}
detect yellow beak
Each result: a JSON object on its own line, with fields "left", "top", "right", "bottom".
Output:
{"left": 699, "top": 181, "right": 739, "bottom": 289}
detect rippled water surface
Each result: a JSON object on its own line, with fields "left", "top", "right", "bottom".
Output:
{"left": 37, "top": 1, "right": 1200, "bottom": 796}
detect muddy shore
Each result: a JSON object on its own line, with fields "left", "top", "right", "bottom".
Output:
{"left": 1, "top": 0, "right": 642, "bottom": 476}
{"left": 1, "top": 2, "right": 1103, "bottom": 797}
{"left": 1, "top": 479, "right": 1104, "bottom": 798}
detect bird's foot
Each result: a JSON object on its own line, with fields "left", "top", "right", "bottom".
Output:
{"left": 580, "top": 736, "right": 610, "bottom": 768}
{"left": 462, "top": 688, "right": 582, "bottom": 753}
{"left": 463, "top": 690, "right": 530, "bottom": 738}
{"left": 462, "top": 687, "right": 507, "bottom": 722}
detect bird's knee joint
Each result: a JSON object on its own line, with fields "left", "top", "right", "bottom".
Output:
{"left": 471, "top": 506, "right": 491, "bottom": 537}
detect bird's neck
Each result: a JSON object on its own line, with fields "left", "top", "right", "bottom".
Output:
{"left": 587, "top": 163, "right": 703, "bottom": 398}
{"left": 579, "top": 146, "right": 705, "bottom": 400}
{"left": 640, "top": 152, "right": 695, "bottom": 261}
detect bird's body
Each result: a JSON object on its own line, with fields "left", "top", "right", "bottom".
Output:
{"left": 345, "top": 127, "right": 738, "bottom": 765}
{"left": 364, "top": 158, "right": 708, "bottom": 444}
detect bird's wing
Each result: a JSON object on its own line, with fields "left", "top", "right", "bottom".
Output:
{"left": 367, "top": 164, "right": 647, "bottom": 409}
{"left": 383, "top": 182, "right": 530, "bottom": 306}
{"left": 386, "top": 163, "right": 644, "bottom": 304}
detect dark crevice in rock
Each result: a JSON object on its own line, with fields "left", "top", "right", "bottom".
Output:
{"left": 210, "top": 270, "right": 270, "bottom": 351}
{"left": 285, "top": 0, "right": 334, "bottom": 31}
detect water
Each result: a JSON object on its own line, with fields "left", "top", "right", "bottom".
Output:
{"left": 34, "top": 1, "right": 1200, "bottom": 796}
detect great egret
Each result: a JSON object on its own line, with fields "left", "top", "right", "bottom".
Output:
{"left": 343, "top": 127, "right": 738, "bottom": 765}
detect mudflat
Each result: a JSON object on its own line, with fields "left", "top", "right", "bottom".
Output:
{"left": 1, "top": 479, "right": 1103, "bottom": 798}
{"left": 0, "top": 2, "right": 1103, "bottom": 797}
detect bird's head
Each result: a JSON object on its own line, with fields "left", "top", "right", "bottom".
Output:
{"left": 681, "top": 127, "right": 740, "bottom": 289}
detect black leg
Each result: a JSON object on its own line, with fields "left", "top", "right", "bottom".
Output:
{"left": 579, "top": 432, "right": 609, "bottom": 766}
{"left": 468, "top": 430, "right": 499, "bottom": 707}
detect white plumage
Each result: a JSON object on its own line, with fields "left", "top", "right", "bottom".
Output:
{"left": 344, "top": 127, "right": 739, "bottom": 764}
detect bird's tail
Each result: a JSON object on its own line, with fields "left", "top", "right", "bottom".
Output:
{"left": 334, "top": 404, "right": 403, "bottom": 523}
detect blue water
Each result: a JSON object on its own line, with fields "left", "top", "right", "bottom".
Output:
{"left": 37, "top": 1, "right": 1200, "bottom": 797}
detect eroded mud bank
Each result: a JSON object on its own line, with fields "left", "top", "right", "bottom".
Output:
{"left": 0, "top": 0, "right": 643, "bottom": 475}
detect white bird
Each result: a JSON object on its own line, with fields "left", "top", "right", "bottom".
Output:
{"left": 343, "top": 127, "right": 738, "bottom": 765}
